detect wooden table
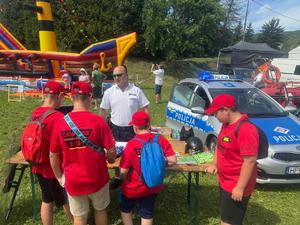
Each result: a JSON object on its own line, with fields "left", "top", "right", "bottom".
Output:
{"left": 5, "top": 152, "right": 36, "bottom": 220}
{"left": 5, "top": 140, "right": 210, "bottom": 220}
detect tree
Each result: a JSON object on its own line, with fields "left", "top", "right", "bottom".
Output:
{"left": 232, "top": 20, "right": 243, "bottom": 43}
{"left": 221, "top": 0, "right": 242, "bottom": 30}
{"left": 245, "top": 23, "right": 255, "bottom": 42}
{"left": 258, "top": 18, "right": 284, "bottom": 49}
{"left": 0, "top": 0, "right": 38, "bottom": 50}
{"left": 142, "top": 0, "right": 223, "bottom": 60}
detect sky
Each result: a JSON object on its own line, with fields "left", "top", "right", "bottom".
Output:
{"left": 245, "top": 0, "right": 300, "bottom": 32}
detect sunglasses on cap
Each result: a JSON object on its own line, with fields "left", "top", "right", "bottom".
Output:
{"left": 112, "top": 73, "right": 125, "bottom": 78}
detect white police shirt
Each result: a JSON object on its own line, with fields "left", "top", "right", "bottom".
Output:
{"left": 100, "top": 83, "right": 149, "bottom": 127}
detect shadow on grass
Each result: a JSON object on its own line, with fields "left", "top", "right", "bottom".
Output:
{"left": 245, "top": 202, "right": 281, "bottom": 225}
{"left": 104, "top": 171, "right": 282, "bottom": 225}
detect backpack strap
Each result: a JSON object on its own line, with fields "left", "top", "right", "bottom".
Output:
{"left": 31, "top": 109, "right": 57, "bottom": 123}
{"left": 133, "top": 134, "right": 160, "bottom": 145}
{"left": 64, "top": 114, "right": 105, "bottom": 154}
{"left": 234, "top": 119, "right": 251, "bottom": 138}
{"left": 153, "top": 134, "right": 159, "bottom": 143}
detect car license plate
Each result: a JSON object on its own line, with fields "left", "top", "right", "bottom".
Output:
{"left": 285, "top": 166, "right": 300, "bottom": 174}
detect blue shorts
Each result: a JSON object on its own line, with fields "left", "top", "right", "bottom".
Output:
{"left": 120, "top": 193, "right": 157, "bottom": 219}
{"left": 154, "top": 85, "right": 162, "bottom": 95}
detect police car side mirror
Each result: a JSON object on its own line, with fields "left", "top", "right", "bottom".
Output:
{"left": 191, "top": 107, "right": 205, "bottom": 114}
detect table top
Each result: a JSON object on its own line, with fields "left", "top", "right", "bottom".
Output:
{"left": 6, "top": 140, "right": 210, "bottom": 172}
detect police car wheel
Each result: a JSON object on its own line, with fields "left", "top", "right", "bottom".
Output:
{"left": 207, "top": 136, "right": 217, "bottom": 153}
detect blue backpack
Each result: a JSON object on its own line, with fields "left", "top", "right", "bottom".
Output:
{"left": 134, "top": 135, "right": 166, "bottom": 188}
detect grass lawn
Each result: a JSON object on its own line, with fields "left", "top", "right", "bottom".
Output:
{"left": 0, "top": 58, "right": 299, "bottom": 225}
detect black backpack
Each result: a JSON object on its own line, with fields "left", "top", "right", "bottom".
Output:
{"left": 234, "top": 119, "right": 268, "bottom": 160}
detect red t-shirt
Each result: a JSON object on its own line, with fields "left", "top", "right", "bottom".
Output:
{"left": 217, "top": 114, "right": 258, "bottom": 196}
{"left": 120, "top": 133, "right": 175, "bottom": 198}
{"left": 50, "top": 111, "right": 115, "bottom": 196}
{"left": 31, "top": 107, "right": 64, "bottom": 179}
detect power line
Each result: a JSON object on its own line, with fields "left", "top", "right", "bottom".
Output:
{"left": 252, "top": 0, "right": 300, "bottom": 22}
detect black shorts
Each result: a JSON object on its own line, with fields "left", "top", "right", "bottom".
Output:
{"left": 120, "top": 194, "right": 157, "bottom": 219}
{"left": 36, "top": 174, "right": 67, "bottom": 206}
{"left": 109, "top": 121, "right": 135, "bottom": 142}
{"left": 220, "top": 188, "right": 250, "bottom": 225}
{"left": 154, "top": 85, "right": 162, "bottom": 95}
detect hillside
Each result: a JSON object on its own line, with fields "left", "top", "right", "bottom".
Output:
{"left": 282, "top": 30, "right": 300, "bottom": 52}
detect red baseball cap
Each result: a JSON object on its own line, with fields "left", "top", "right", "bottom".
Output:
{"left": 43, "top": 81, "right": 65, "bottom": 95}
{"left": 71, "top": 81, "right": 92, "bottom": 95}
{"left": 204, "top": 94, "right": 236, "bottom": 115}
{"left": 129, "top": 111, "right": 150, "bottom": 126}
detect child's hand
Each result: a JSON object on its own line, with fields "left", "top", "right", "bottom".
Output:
{"left": 205, "top": 164, "right": 218, "bottom": 175}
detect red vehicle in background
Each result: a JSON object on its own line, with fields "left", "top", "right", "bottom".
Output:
{"left": 252, "top": 59, "right": 300, "bottom": 116}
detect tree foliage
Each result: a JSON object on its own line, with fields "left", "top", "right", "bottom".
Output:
{"left": 143, "top": 0, "right": 224, "bottom": 60}
{"left": 232, "top": 20, "right": 243, "bottom": 43}
{"left": 258, "top": 18, "right": 284, "bottom": 49}
{"left": 245, "top": 23, "right": 254, "bottom": 42}
{"left": 220, "top": 0, "right": 242, "bottom": 30}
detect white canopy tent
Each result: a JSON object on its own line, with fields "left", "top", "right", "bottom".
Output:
{"left": 288, "top": 46, "right": 300, "bottom": 60}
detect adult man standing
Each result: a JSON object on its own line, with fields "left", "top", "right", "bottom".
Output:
{"left": 50, "top": 81, "right": 116, "bottom": 225}
{"left": 205, "top": 94, "right": 258, "bottom": 225}
{"left": 100, "top": 65, "right": 150, "bottom": 142}
{"left": 150, "top": 63, "right": 164, "bottom": 104}
{"left": 30, "top": 81, "right": 70, "bottom": 225}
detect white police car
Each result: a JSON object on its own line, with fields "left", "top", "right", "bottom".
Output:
{"left": 166, "top": 73, "right": 300, "bottom": 184}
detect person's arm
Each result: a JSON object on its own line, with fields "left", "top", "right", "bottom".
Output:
{"left": 140, "top": 105, "right": 149, "bottom": 115}
{"left": 120, "top": 168, "right": 129, "bottom": 180}
{"left": 231, "top": 155, "right": 257, "bottom": 201}
{"left": 166, "top": 155, "right": 177, "bottom": 166}
{"left": 151, "top": 64, "right": 155, "bottom": 72}
{"left": 49, "top": 152, "right": 64, "bottom": 184}
{"left": 205, "top": 150, "right": 218, "bottom": 174}
{"left": 106, "top": 146, "right": 116, "bottom": 164}
{"left": 99, "top": 108, "right": 108, "bottom": 118}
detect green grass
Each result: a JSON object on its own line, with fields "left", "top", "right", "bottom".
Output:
{"left": 0, "top": 58, "right": 300, "bottom": 225}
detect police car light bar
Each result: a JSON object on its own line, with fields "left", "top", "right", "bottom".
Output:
{"left": 198, "top": 71, "right": 229, "bottom": 81}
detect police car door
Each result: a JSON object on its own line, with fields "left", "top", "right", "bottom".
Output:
{"left": 191, "top": 85, "right": 217, "bottom": 143}
{"left": 166, "top": 82, "right": 197, "bottom": 139}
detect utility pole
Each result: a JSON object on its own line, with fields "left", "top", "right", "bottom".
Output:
{"left": 243, "top": 0, "right": 250, "bottom": 41}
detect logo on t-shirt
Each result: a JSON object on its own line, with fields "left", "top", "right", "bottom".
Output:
{"left": 222, "top": 136, "right": 231, "bottom": 143}
{"left": 61, "top": 129, "right": 93, "bottom": 149}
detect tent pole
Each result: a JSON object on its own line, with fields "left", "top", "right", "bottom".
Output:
{"left": 216, "top": 51, "right": 221, "bottom": 72}
{"left": 243, "top": 0, "right": 250, "bottom": 41}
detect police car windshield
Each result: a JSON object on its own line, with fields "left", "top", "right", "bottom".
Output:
{"left": 209, "top": 88, "right": 288, "bottom": 117}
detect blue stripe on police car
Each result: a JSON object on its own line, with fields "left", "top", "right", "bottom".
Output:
{"left": 166, "top": 106, "right": 214, "bottom": 133}
{"left": 250, "top": 117, "right": 300, "bottom": 145}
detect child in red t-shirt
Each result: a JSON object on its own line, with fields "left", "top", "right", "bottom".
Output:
{"left": 50, "top": 81, "right": 116, "bottom": 225}
{"left": 119, "top": 111, "right": 177, "bottom": 225}
{"left": 205, "top": 94, "right": 258, "bottom": 225}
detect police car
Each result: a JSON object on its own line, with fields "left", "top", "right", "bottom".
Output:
{"left": 166, "top": 73, "right": 300, "bottom": 184}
